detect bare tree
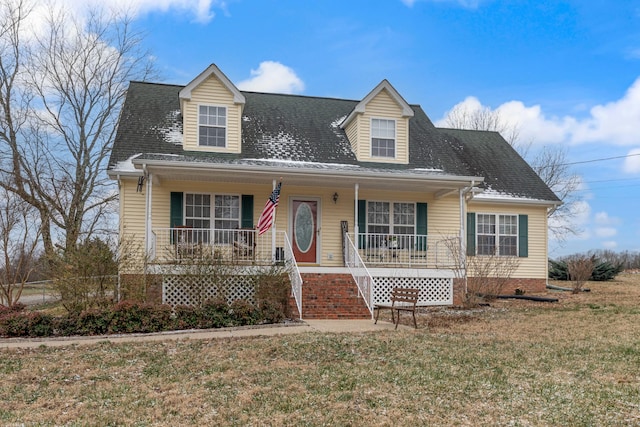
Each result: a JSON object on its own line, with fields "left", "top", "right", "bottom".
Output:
{"left": 530, "top": 146, "right": 582, "bottom": 241}
{"left": 566, "top": 255, "right": 594, "bottom": 294}
{"left": 0, "top": 188, "right": 40, "bottom": 306}
{"left": 440, "top": 235, "right": 519, "bottom": 308}
{"left": 0, "top": 0, "right": 154, "bottom": 261}
{"left": 443, "top": 101, "right": 527, "bottom": 154}
{"left": 442, "top": 103, "right": 581, "bottom": 242}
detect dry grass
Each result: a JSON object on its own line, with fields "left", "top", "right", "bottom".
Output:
{"left": 1, "top": 274, "right": 640, "bottom": 426}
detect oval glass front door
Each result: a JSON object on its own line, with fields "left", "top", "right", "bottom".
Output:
{"left": 294, "top": 203, "right": 314, "bottom": 253}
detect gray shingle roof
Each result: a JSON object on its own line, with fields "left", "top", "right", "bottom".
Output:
{"left": 109, "top": 81, "right": 560, "bottom": 203}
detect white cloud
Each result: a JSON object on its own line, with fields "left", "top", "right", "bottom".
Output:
{"left": 31, "top": 0, "right": 221, "bottom": 24}
{"left": 594, "top": 211, "right": 621, "bottom": 226}
{"left": 602, "top": 240, "right": 618, "bottom": 249}
{"left": 549, "top": 199, "right": 591, "bottom": 241}
{"left": 236, "top": 61, "right": 305, "bottom": 94}
{"left": 400, "top": 0, "right": 481, "bottom": 8}
{"left": 622, "top": 148, "right": 640, "bottom": 173}
{"left": 437, "top": 77, "right": 640, "bottom": 147}
{"left": 595, "top": 227, "right": 617, "bottom": 238}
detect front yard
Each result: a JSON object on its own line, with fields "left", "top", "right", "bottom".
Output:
{"left": 1, "top": 275, "right": 639, "bottom": 425}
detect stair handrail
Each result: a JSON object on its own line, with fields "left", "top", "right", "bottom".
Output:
{"left": 282, "top": 233, "right": 303, "bottom": 320}
{"left": 344, "top": 232, "right": 374, "bottom": 317}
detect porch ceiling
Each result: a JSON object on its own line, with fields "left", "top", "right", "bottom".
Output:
{"left": 145, "top": 164, "right": 481, "bottom": 194}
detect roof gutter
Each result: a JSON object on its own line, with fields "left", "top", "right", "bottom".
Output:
{"left": 471, "top": 195, "right": 561, "bottom": 207}
{"left": 129, "top": 158, "right": 485, "bottom": 187}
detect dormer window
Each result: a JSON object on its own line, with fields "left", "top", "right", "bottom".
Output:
{"left": 371, "top": 118, "right": 396, "bottom": 158}
{"left": 199, "top": 105, "right": 227, "bottom": 147}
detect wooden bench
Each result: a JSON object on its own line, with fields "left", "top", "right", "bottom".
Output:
{"left": 374, "top": 287, "right": 420, "bottom": 329}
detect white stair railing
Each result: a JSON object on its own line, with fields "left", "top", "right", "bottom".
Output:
{"left": 283, "top": 233, "right": 303, "bottom": 320}
{"left": 344, "top": 232, "right": 374, "bottom": 317}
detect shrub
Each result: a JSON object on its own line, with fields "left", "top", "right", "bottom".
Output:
{"left": 549, "top": 258, "right": 623, "bottom": 282}
{"left": 142, "top": 304, "right": 173, "bottom": 333}
{"left": 28, "top": 312, "right": 54, "bottom": 337}
{"left": 174, "top": 304, "right": 201, "bottom": 329}
{"left": 259, "top": 300, "right": 285, "bottom": 324}
{"left": 200, "top": 298, "right": 231, "bottom": 329}
{"left": 229, "top": 299, "right": 262, "bottom": 326}
{"left": 0, "top": 312, "right": 30, "bottom": 337}
{"left": 77, "top": 308, "right": 112, "bottom": 335}
{"left": 255, "top": 271, "right": 291, "bottom": 319}
{"left": 53, "top": 314, "right": 79, "bottom": 337}
{"left": 109, "top": 300, "right": 147, "bottom": 334}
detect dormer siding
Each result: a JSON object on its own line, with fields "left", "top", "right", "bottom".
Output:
{"left": 344, "top": 88, "right": 410, "bottom": 164}
{"left": 181, "top": 73, "right": 243, "bottom": 153}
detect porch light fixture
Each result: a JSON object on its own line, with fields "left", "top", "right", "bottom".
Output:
{"left": 332, "top": 192, "right": 339, "bottom": 204}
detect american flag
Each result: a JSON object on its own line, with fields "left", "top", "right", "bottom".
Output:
{"left": 257, "top": 182, "right": 282, "bottom": 235}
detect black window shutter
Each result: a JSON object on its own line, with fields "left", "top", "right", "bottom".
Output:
{"left": 416, "top": 202, "right": 428, "bottom": 250}
{"left": 170, "top": 192, "right": 184, "bottom": 227}
{"left": 518, "top": 214, "right": 529, "bottom": 257}
{"left": 358, "top": 199, "right": 367, "bottom": 249}
{"left": 466, "top": 212, "right": 476, "bottom": 256}
{"left": 241, "top": 195, "right": 254, "bottom": 228}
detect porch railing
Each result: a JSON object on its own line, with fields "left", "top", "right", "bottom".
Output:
{"left": 283, "top": 234, "right": 302, "bottom": 319}
{"left": 348, "top": 232, "right": 461, "bottom": 269}
{"left": 151, "top": 227, "right": 287, "bottom": 265}
{"left": 344, "top": 232, "right": 375, "bottom": 317}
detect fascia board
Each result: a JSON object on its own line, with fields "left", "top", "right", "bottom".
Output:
{"left": 131, "top": 158, "right": 484, "bottom": 187}
{"left": 179, "top": 63, "right": 245, "bottom": 105}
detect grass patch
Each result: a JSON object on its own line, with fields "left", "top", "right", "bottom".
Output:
{"left": 1, "top": 274, "right": 640, "bottom": 425}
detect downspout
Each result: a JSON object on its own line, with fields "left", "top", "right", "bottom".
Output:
{"left": 144, "top": 165, "right": 153, "bottom": 257}
{"left": 460, "top": 181, "right": 476, "bottom": 297}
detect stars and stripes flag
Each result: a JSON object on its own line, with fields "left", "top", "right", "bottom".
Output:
{"left": 257, "top": 182, "right": 282, "bottom": 235}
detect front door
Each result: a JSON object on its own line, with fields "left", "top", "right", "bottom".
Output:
{"left": 291, "top": 199, "right": 318, "bottom": 263}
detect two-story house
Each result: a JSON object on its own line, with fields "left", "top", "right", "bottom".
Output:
{"left": 108, "top": 63, "right": 560, "bottom": 319}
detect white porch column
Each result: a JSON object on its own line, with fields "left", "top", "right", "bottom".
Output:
{"left": 354, "top": 183, "right": 359, "bottom": 237}
{"left": 271, "top": 179, "right": 277, "bottom": 260}
{"left": 145, "top": 169, "right": 153, "bottom": 256}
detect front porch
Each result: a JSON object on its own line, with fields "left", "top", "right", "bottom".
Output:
{"left": 144, "top": 227, "right": 459, "bottom": 319}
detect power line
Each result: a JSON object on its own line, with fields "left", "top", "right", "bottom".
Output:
{"left": 537, "top": 152, "right": 640, "bottom": 169}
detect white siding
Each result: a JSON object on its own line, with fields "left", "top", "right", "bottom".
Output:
{"left": 182, "top": 76, "right": 242, "bottom": 153}
{"left": 467, "top": 201, "right": 549, "bottom": 279}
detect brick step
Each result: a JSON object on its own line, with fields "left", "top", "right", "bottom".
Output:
{"left": 299, "top": 273, "right": 371, "bottom": 319}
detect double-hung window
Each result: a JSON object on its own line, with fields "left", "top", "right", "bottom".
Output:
{"left": 367, "top": 201, "right": 416, "bottom": 248}
{"left": 184, "top": 193, "right": 240, "bottom": 243}
{"left": 371, "top": 118, "right": 396, "bottom": 158}
{"left": 477, "top": 214, "right": 518, "bottom": 256}
{"left": 199, "top": 105, "right": 226, "bottom": 147}
{"left": 185, "top": 194, "right": 211, "bottom": 243}
{"left": 214, "top": 195, "right": 240, "bottom": 243}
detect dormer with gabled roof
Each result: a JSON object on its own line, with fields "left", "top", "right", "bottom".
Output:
{"left": 340, "top": 80, "right": 414, "bottom": 164}
{"left": 178, "top": 64, "right": 246, "bottom": 153}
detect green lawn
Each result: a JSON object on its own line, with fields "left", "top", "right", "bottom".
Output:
{"left": 1, "top": 275, "right": 639, "bottom": 426}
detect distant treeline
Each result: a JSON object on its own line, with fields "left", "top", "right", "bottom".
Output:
{"left": 560, "top": 249, "right": 640, "bottom": 270}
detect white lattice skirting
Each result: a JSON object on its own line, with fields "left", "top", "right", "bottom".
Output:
{"left": 372, "top": 276, "right": 453, "bottom": 305}
{"left": 162, "top": 275, "right": 256, "bottom": 307}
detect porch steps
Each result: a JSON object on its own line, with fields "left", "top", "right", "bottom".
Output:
{"left": 299, "top": 273, "right": 371, "bottom": 319}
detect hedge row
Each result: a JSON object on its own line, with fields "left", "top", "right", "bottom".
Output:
{"left": 0, "top": 298, "right": 287, "bottom": 338}
{"left": 548, "top": 259, "right": 624, "bottom": 281}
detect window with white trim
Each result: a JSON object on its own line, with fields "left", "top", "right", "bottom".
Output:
{"left": 367, "top": 201, "right": 416, "bottom": 248}
{"left": 198, "top": 105, "right": 226, "bottom": 147}
{"left": 371, "top": 118, "right": 395, "bottom": 158}
{"left": 214, "top": 194, "right": 240, "bottom": 243}
{"left": 185, "top": 194, "right": 211, "bottom": 243}
{"left": 184, "top": 193, "right": 240, "bottom": 243}
{"left": 477, "top": 213, "right": 518, "bottom": 256}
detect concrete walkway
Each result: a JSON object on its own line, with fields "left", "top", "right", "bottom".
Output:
{"left": 0, "top": 319, "right": 411, "bottom": 349}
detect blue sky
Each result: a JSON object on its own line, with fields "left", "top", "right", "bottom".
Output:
{"left": 61, "top": 0, "right": 640, "bottom": 256}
